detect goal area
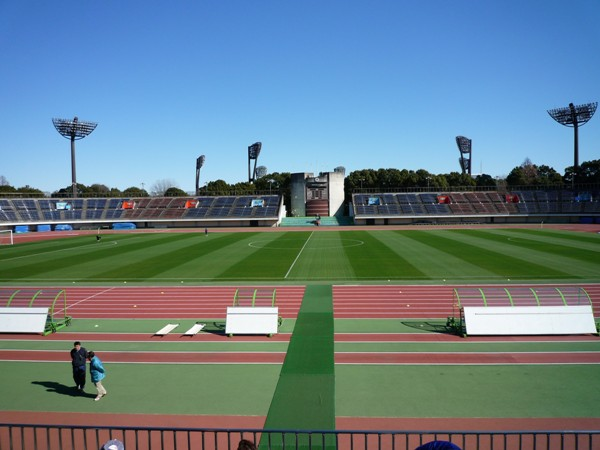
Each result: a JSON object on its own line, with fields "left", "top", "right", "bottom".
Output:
{"left": 0, "top": 288, "right": 71, "bottom": 335}
{"left": 449, "top": 286, "right": 597, "bottom": 336}
{"left": 0, "top": 230, "right": 13, "bottom": 245}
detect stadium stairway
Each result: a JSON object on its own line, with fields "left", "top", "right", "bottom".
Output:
{"left": 280, "top": 216, "right": 354, "bottom": 227}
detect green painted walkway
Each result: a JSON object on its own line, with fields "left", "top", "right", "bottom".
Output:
{"left": 262, "top": 285, "right": 336, "bottom": 449}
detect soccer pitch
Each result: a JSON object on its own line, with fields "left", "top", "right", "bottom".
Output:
{"left": 1, "top": 228, "right": 599, "bottom": 285}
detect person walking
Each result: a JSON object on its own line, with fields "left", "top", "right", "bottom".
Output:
{"left": 87, "top": 351, "right": 108, "bottom": 401}
{"left": 70, "top": 341, "right": 87, "bottom": 392}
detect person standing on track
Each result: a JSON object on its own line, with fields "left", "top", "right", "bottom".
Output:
{"left": 70, "top": 341, "right": 87, "bottom": 392}
{"left": 87, "top": 351, "right": 108, "bottom": 401}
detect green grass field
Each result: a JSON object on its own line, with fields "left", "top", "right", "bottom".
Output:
{"left": 2, "top": 228, "right": 599, "bottom": 284}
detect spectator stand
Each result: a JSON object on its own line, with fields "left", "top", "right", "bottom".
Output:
{"left": 0, "top": 288, "right": 71, "bottom": 335}
{"left": 225, "top": 288, "right": 280, "bottom": 337}
{"left": 447, "top": 286, "right": 598, "bottom": 337}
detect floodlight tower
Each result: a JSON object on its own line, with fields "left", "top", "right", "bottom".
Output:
{"left": 248, "top": 142, "right": 262, "bottom": 182}
{"left": 195, "top": 155, "right": 205, "bottom": 195}
{"left": 455, "top": 136, "right": 472, "bottom": 175}
{"left": 547, "top": 102, "right": 597, "bottom": 185}
{"left": 52, "top": 116, "right": 97, "bottom": 198}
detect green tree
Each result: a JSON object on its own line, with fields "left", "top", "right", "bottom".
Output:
{"left": 575, "top": 159, "right": 600, "bottom": 184}
{"left": 475, "top": 174, "right": 497, "bottom": 188}
{"left": 123, "top": 186, "right": 148, "bottom": 197}
{"left": 15, "top": 185, "right": 45, "bottom": 197}
{"left": 164, "top": 187, "right": 188, "bottom": 197}
{"left": 205, "top": 179, "right": 230, "bottom": 195}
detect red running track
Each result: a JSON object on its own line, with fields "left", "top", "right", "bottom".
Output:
{"left": 2, "top": 283, "right": 597, "bottom": 320}
{"left": 2, "top": 349, "right": 598, "bottom": 365}
{"left": 333, "top": 283, "right": 600, "bottom": 318}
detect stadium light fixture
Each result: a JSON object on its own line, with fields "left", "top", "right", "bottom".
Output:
{"left": 52, "top": 116, "right": 98, "bottom": 198}
{"left": 248, "top": 142, "right": 262, "bottom": 182}
{"left": 547, "top": 102, "right": 597, "bottom": 185}
{"left": 195, "top": 155, "right": 205, "bottom": 195}
{"left": 455, "top": 136, "right": 472, "bottom": 176}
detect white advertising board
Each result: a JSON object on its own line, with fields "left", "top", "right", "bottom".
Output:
{"left": 464, "top": 305, "right": 597, "bottom": 335}
{"left": 225, "top": 307, "right": 279, "bottom": 335}
{"left": 0, "top": 307, "right": 49, "bottom": 334}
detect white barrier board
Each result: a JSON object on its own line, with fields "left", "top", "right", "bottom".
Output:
{"left": 225, "top": 307, "right": 279, "bottom": 335}
{"left": 0, "top": 307, "right": 49, "bottom": 334}
{"left": 464, "top": 305, "right": 597, "bottom": 335}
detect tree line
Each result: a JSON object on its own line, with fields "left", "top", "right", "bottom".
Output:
{"left": 1, "top": 159, "right": 598, "bottom": 199}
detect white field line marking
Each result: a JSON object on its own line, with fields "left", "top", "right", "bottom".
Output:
{"left": 1, "top": 240, "right": 118, "bottom": 262}
{"left": 284, "top": 231, "right": 314, "bottom": 279}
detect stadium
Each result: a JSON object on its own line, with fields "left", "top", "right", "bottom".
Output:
{"left": 0, "top": 174, "right": 600, "bottom": 450}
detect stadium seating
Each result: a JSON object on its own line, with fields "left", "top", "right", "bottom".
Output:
{"left": 0, "top": 189, "right": 598, "bottom": 228}
{"left": 0, "top": 195, "right": 282, "bottom": 228}
{"left": 351, "top": 189, "right": 600, "bottom": 224}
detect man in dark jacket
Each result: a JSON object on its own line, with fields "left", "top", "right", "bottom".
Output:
{"left": 70, "top": 341, "right": 87, "bottom": 392}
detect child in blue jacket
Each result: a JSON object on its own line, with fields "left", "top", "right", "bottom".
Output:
{"left": 87, "top": 351, "right": 107, "bottom": 401}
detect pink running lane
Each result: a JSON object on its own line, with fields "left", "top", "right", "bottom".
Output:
{"left": 51, "top": 283, "right": 600, "bottom": 319}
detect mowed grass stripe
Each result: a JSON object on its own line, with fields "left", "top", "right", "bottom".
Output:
{"left": 0, "top": 234, "right": 181, "bottom": 281}
{"left": 342, "top": 231, "right": 426, "bottom": 280}
{"left": 95, "top": 231, "right": 269, "bottom": 281}
{"left": 220, "top": 232, "right": 312, "bottom": 280}
{"left": 489, "top": 228, "right": 600, "bottom": 254}
{"left": 456, "top": 229, "right": 600, "bottom": 263}
{"left": 376, "top": 231, "right": 496, "bottom": 280}
{"left": 284, "top": 231, "right": 356, "bottom": 280}
{"left": 407, "top": 230, "right": 571, "bottom": 280}
{"left": 0, "top": 235, "right": 137, "bottom": 262}
{"left": 85, "top": 233, "right": 232, "bottom": 281}
{"left": 510, "top": 228, "right": 600, "bottom": 246}
{"left": 447, "top": 229, "right": 598, "bottom": 279}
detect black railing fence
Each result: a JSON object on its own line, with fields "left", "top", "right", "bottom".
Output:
{"left": 0, "top": 424, "right": 598, "bottom": 450}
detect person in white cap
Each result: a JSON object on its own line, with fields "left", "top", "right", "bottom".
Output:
{"left": 101, "top": 438, "right": 124, "bottom": 450}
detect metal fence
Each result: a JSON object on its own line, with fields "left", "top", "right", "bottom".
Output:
{"left": 1, "top": 424, "right": 598, "bottom": 450}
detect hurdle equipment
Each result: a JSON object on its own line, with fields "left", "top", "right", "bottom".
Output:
{"left": 154, "top": 323, "right": 179, "bottom": 336}
{"left": 183, "top": 323, "right": 205, "bottom": 336}
{"left": 0, "top": 288, "right": 71, "bottom": 335}
{"left": 226, "top": 288, "right": 279, "bottom": 336}
{"left": 450, "top": 286, "right": 597, "bottom": 336}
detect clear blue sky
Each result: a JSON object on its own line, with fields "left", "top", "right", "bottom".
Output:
{"left": 1, "top": 0, "right": 599, "bottom": 194}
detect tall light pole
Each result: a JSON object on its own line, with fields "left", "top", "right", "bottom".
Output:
{"left": 195, "top": 155, "right": 205, "bottom": 195}
{"left": 248, "top": 142, "right": 262, "bottom": 182}
{"left": 547, "top": 102, "right": 597, "bottom": 186}
{"left": 455, "top": 136, "right": 472, "bottom": 176}
{"left": 52, "top": 116, "right": 97, "bottom": 198}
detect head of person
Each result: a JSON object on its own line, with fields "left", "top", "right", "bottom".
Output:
{"left": 415, "top": 441, "right": 462, "bottom": 450}
{"left": 74, "top": 341, "right": 81, "bottom": 349}
{"left": 87, "top": 351, "right": 95, "bottom": 360}
{"left": 101, "top": 438, "right": 124, "bottom": 450}
{"left": 237, "top": 439, "right": 257, "bottom": 450}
